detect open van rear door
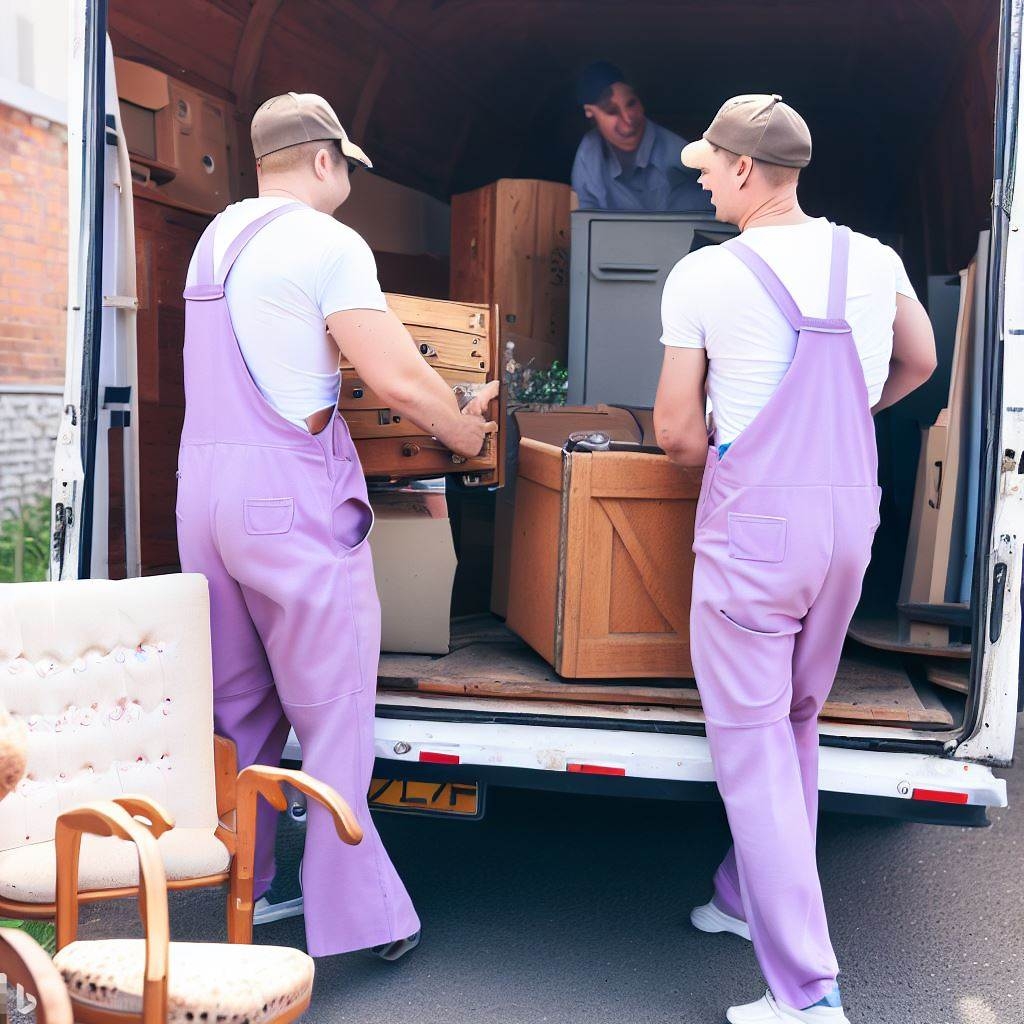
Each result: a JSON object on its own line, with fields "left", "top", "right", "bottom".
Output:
{"left": 51, "top": 0, "right": 141, "bottom": 582}
{"left": 955, "top": 0, "right": 1024, "bottom": 765}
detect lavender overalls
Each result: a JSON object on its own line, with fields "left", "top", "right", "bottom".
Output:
{"left": 177, "top": 203, "right": 420, "bottom": 956}
{"left": 690, "top": 226, "right": 880, "bottom": 1006}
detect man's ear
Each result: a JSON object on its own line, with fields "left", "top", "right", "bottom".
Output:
{"left": 313, "top": 147, "right": 331, "bottom": 180}
{"left": 583, "top": 104, "right": 595, "bottom": 120}
{"left": 736, "top": 155, "right": 754, "bottom": 188}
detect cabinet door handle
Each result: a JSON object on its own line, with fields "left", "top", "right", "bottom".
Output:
{"left": 592, "top": 263, "right": 660, "bottom": 282}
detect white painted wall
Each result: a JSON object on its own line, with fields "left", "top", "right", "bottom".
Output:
{"left": 0, "top": 0, "right": 70, "bottom": 122}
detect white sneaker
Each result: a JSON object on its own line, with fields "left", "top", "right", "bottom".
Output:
{"left": 253, "top": 894, "right": 305, "bottom": 925}
{"left": 726, "top": 990, "right": 850, "bottom": 1023}
{"left": 690, "top": 900, "right": 751, "bottom": 941}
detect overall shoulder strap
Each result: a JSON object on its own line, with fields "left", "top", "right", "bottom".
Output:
{"left": 183, "top": 215, "right": 223, "bottom": 300}
{"left": 826, "top": 225, "right": 852, "bottom": 319}
{"left": 215, "top": 202, "right": 305, "bottom": 286}
{"left": 725, "top": 238, "right": 804, "bottom": 330}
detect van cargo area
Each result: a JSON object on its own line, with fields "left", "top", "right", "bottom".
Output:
{"left": 101, "top": 0, "right": 1004, "bottom": 760}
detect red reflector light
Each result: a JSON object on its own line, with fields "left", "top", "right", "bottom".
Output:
{"left": 418, "top": 751, "right": 459, "bottom": 765}
{"left": 567, "top": 763, "right": 626, "bottom": 777}
{"left": 911, "top": 788, "right": 969, "bottom": 805}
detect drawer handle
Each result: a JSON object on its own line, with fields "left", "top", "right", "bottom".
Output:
{"left": 419, "top": 343, "right": 437, "bottom": 357}
{"left": 592, "top": 263, "right": 660, "bottom": 282}
{"left": 401, "top": 442, "right": 420, "bottom": 458}
{"left": 352, "top": 387, "right": 364, "bottom": 399}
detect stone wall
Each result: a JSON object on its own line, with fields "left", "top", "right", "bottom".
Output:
{"left": 0, "top": 385, "right": 60, "bottom": 522}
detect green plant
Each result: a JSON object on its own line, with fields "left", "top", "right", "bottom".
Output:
{"left": 506, "top": 353, "right": 569, "bottom": 406}
{"left": 0, "top": 919, "right": 56, "bottom": 955}
{"left": 0, "top": 493, "right": 51, "bottom": 583}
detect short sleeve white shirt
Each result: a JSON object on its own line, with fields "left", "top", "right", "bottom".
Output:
{"left": 660, "top": 217, "right": 916, "bottom": 445}
{"left": 185, "top": 196, "right": 387, "bottom": 428}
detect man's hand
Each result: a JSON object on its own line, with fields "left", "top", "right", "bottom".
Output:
{"left": 457, "top": 379, "right": 500, "bottom": 418}
{"left": 653, "top": 347, "right": 711, "bottom": 466}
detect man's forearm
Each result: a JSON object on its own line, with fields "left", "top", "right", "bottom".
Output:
{"left": 872, "top": 356, "right": 936, "bottom": 415}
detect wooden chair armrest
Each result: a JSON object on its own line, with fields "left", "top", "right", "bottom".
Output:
{"left": 236, "top": 766, "right": 363, "bottom": 846}
{"left": 214, "top": 735, "right": 239, "bottom": 819}
{"left": 226, "top": 767, "right": 362, "bottom": 944}
{"left": 111, "top": 795, "right": 175, "bottom": 837}
{"left": 54, "top": 802, "right": 169, "bottom": 1024}
{"left": 0, "top": 927, "right": 73, "bottom": 1024}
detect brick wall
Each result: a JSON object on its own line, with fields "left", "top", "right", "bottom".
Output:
{"left": 0, "top": 101, "right": 68, "bottom": 385}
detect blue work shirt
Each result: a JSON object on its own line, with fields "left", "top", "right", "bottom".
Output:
{"left": 571, "top": 119, "right": 712, "bottom": 213}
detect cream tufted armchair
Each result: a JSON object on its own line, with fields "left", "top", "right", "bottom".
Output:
{"left": 0, "top": 574, "right": 362, "bottom": 943}
{"left": 52, "top": 801, "right": 316, "bottom": 1024}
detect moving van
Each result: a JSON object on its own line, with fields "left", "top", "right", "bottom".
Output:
{"left": 55, "top": 0, "right": 1023, "bottom": 826}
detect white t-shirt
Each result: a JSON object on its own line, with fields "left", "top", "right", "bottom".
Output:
{"left": 660, "top": 217, "right": 916, "bottom": 445}
{"left": 185, "top": 197, "right": 387, "bottom": 428}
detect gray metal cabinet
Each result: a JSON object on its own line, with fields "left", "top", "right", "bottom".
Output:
{"left": 567, "top": 212, "right": 733, "bottom": 407}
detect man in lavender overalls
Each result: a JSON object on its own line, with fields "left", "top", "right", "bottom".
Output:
{"left": 177, "top": 93, "right": 492, "bottom": 959}
{"left": 654, "top": 96, "right": 937, "bottom": 1022}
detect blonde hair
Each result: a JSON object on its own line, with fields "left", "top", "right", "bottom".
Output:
{"left": 258, "top": 139, "right": 343, "bottom": 174}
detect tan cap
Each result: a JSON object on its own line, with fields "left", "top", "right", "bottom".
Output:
{"left": 251, "top": 92, "right": 372, "bottom": 168}
{"left": 681, "top": 94, "right": 811, "bottom": 170}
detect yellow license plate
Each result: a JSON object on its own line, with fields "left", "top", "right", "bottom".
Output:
{"left": 369, "top": 777, "right": 483, "bottom": 819}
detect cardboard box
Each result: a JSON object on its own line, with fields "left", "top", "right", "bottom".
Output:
{"left": 505, "top": 438, "right": 702, "bottom": 678}
{"left": 368, "top": 490, "right": 457, "bottom": 655}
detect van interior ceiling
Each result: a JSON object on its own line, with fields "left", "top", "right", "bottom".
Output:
{"left": 105, "top": 0, "right": 1001, "bottom": 737}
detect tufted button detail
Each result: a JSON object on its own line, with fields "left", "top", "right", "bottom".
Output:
{"left": 115, "top": 651, "right": 126, "bottom": 664}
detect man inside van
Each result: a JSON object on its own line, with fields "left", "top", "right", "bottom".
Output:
{"left": 177, "top": 92, "right": 493, "bottom": 961}
{"left": 653, "top": 94, "right": 936, "bottom": 1023}
{"left": 571, "top": 60, "right": 709, "bottom": 212}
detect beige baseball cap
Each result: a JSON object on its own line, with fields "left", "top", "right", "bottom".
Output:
{"left": 251, "top": 92, "right": 372, "bottom": 168}
{"left": 681, "top": 94, "right": 811, "bottom": 170}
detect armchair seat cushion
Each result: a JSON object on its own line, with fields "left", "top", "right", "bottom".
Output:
{"left": 0, "top": 828, "right": 230, "bottom": 903}
{"left": 54, "top": 940, "right": 314, "bottom": 1024}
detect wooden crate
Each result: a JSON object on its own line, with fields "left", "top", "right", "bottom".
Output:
{"left": 450, "top": 179, "right": 571, "bottom": 371}
{"left": 341, "top": 293, "right": 503, "bottom": 487}
{"left": 505, "top": 438, "right": 703, "bottom": 678}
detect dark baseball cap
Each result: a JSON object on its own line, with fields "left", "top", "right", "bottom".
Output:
{"left": 577, "top": 61, "right": 627, "bottom": 106}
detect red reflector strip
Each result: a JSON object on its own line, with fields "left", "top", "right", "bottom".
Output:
{"left": 912, "top": 788, "right": 969, "bottom": 805}
{"left": 418, "top": 751, "right": 459, "bottom": 765}
{"left": 567, "top": 763, "right": 626, "bottom": 777}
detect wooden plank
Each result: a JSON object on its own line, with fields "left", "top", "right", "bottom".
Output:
{"left": 589, "top": 453, "right": 703, "bottom": 500}
{"left": 929, "top": 260, "right": 976, "bottom": 603}
{"left": 515, "top": 439, "right": 564, "bottom": 491}
{"left": 925, "top": 659, "right": 971, "bottom": 695}
{"left": 899, "top": 419, "right": 947, "bottom": 605}
{"left": 376, "top": 620, "right": 954, "bottom": 728}
{"left": 385, "top": 293, "right": 488, "bottom": 334}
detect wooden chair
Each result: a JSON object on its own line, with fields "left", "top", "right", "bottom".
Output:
{"left": 52, "top": 800, "right": 321, "bottom": 1024}
{"left": 0, "top": 926, "right": 73, "bottom": 1024}
{"left": 0, "top": 575, "right": 361, "bottom": 943}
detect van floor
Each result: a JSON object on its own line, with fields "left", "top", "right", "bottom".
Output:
{"left": 377, "top": 616, "right": 957, "bottom": 730}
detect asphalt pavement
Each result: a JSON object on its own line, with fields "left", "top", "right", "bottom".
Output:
{"left": 79, "top": 714, "right": 1024, "bottom": 1024}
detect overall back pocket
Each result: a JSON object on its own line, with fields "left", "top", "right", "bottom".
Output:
{"left": 727, "top": 512, "right": 787, "bottom": 563}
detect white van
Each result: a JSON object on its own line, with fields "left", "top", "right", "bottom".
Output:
{"left": 56, "top": 0, "right": 1022, "bottom": 827}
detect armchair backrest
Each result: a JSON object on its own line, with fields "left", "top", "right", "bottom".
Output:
{"left": 0, "top": 574, "right": 219, "bottom": 852}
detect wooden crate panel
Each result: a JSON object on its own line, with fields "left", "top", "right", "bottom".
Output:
{"left": 506, "top": 438, "right": 701, "bottom": 679}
